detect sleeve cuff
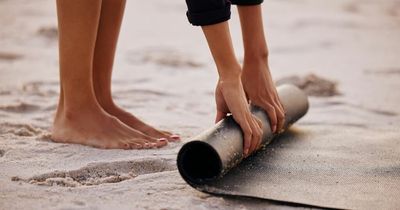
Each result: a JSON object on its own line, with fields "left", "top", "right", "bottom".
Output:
{"left": 186, "top": 3, "right": 231, "bottom": 26}
{"left": 231, "top": 0, "right": 264, "bottom": 6}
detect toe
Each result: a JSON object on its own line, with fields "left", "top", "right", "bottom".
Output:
{"left": 131, "top": 143, "right": 143, "bottom": 149}
{"left": 168, "top": 134, "right": 181, "bottom": 142}
{"left": 142, "top": 142, "right": 152, "bottom": 149}
{"left": 156, "top": 138, "right": 168, "bottom": 147}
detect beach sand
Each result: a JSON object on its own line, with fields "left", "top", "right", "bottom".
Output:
{"left": 1, "top": 0, "right": 399, "bottom": 209}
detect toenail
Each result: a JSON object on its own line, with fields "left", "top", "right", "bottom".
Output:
{"left": 170, "top": 134, "right": 180, "bottom": 140}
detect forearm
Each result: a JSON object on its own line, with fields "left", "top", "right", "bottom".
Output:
{"left": 237, "top": 5, "right": 269, "bottom": 63}
{"left": 202, "top": 21, "right": 241, "bottom": 81}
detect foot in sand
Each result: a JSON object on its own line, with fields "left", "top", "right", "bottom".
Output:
{"left": 52, "top": 104, "right": 168, "bottom": 149}
{"left": 100, "top": 103, "right": 180, "bottom": 142}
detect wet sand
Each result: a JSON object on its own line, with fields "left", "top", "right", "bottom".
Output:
{"left": 1, "top": 0, "right": 400, "bottom": 209}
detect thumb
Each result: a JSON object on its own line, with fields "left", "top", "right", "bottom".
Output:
{"left": 215, "top": 111, "right": 226, "bottom": 123}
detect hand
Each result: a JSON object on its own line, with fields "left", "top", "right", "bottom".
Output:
{"left": 215, "top": 77, "right": 263, "bottom": 156}
{"left": 241, "top": 59, "right": 285, "bottom": 133}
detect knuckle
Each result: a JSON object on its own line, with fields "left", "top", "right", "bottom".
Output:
{"left": 244, "top": 132, "right": 252, "bottom": 141}
{"left": 265, "top": 104, "right": 275, "bottom": 111}
{"left": 243, "top": 126, "right": 252, "bottom": 135}
{"left": 253, "top": 130, "right": 261, "bottom": 140}
{"left": 277, "top": 108, "right": 285, "bottom": 116}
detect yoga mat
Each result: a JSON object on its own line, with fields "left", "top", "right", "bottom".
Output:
{"left": 177, "top": 85, "right": 400, "bottom": 209}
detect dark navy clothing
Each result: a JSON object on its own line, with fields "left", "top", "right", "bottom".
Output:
{"left": 185, "top": 0, "right": 264, "bottom": 26}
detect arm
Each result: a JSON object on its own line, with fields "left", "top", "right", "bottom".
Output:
{"left": 202, "top": 21, "right": 263, "bottom": 156}
{"left": 237, "top": 5, "right": 285, "bottom": 133}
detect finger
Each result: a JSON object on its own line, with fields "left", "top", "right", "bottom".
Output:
{"left": 253, "top": 115, "right": 264, "bottom": 149}
{"left": 273, "top": 92, "right": 284, "bottom": 110}
{"left": 270, "top": 100, "right": 285, "bottom": 132}
{"left": 274, "top": 103, "right": 285, "bottom": 133}
{"left": 263, "top": 103, "right": 278, "bottom": 133}
{"left": 253, "top": 115, "right": 264, "bottom": 150}
{"left": 275, "top": 96, "right": 286, "bottom": 119}
{"left": 215, "top": 111, "right": 227, "bottom": 123}
{"left": 244, "top": 91, "right": 249, "bottom": 102}
{"left": 248, "top": 116, "right": 262, "bottom": 155}
{"left": 238, "top": 119, "right": 252, "bottom": 156}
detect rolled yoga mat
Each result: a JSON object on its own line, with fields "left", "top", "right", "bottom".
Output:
{"left": 177, "top": 84, "right": 400, "bottom": 209}
{"left": 177, "top": 84, "right": 309, "bottom": 185}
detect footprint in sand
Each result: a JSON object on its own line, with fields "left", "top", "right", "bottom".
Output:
{"left": 0, "top": 149, "right": 5, "bottom": 157}
{"left": 12, "top": 158, "right": 176, "bottom": 187}
{"left": 276, "top": 73, "right": 340, "bottom": 97}
{"left": 127, "top": 47, "right": 204, "bottom": 68}
{"left": 0, "top": 52, "right": 23, "bottom": 61}
{"left": 37, "top": 26, "right": 58, "bottom": 40}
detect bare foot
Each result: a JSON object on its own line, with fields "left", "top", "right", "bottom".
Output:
{"left": 101, "top": 105, "right": 180, "bottom": 142}
{"left": 51, "top": 105, "right": 168, "bottom": 149}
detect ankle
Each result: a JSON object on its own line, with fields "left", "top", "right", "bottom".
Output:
{"left": 95, "top": 96, "right": 117, "bottom": 112}
{"left": 55, "top": 102, "right": 102, "bottom": 121}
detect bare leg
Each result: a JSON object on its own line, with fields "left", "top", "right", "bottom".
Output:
{"left": 237, "top": 5, "right": 285, "bottom": 133}
{"left": 92, "top": 0, "right": 179, "bottom": 142}
{"left": 52, "top": 0, "right": 166, "bottom": 149}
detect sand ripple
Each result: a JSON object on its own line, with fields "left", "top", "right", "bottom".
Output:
{"left": 127, "top": 48, "right": 204, "bottom": 68}
{"left": 0, "top": 122, "right": 44, "bottom": 137}
{"left": 0, "top": 102, "right": 41, "bottom": 113}
{"left": 12, "top": 158, "right": 176, "bottom": 187}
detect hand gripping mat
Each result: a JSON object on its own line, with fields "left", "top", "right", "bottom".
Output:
{"left": 177, "top": 85, "right": 400, "bottom": 209}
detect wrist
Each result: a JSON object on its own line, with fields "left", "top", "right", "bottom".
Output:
{"left": 243, "top": 47, "right": 269, "bottom": 64}
{"left": 217, "top": 63, "right": 242, "bottom": 82}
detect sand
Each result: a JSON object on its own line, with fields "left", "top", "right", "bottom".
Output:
{"left": 1, "top": 0, "right": 399, "bottom": 209}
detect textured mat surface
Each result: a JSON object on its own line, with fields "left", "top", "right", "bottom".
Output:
{"left": 191, "top": 125, "right": 400, "bottom": 209}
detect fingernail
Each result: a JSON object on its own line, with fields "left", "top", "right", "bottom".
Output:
{"left": 272, "top": 125, "right": 277, "bottom": 133}
{"left": 244, "top": 149, "right": 249, "bottom": 156}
